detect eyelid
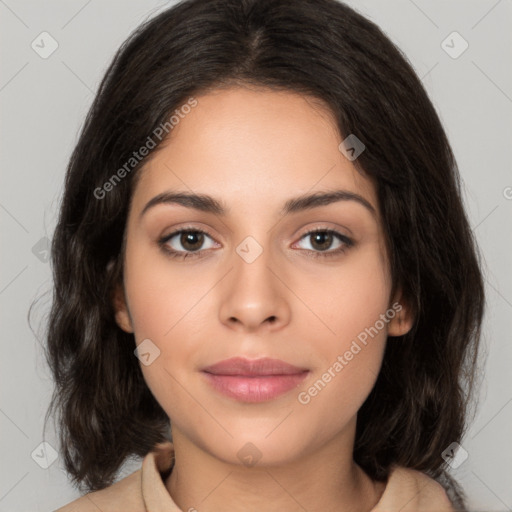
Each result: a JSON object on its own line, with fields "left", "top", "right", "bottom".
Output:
{"left": 291, "top": 227, "right": 353, "bottom": 254}
{"left": 159, "top": 225, "right": 218, "bottom": 248}
{"left": 294, "top": 223, "right": 352, "bottom": 240}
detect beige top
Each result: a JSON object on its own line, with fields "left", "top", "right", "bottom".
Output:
{"left": 55, "top": 441, "right": 456, "bottom": 511}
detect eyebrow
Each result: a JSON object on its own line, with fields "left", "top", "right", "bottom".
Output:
{"left": 139, "top": 189, "right": 376, "bottom": 220}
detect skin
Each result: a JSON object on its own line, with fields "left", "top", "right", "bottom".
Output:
{"left": 113, "top": 84, "right": 414, "bottom": 512}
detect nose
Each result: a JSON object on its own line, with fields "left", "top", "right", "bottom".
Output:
{"left": 218, "top": 236, "right": 291, "bottom": 333}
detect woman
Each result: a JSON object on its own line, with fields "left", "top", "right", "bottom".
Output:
{"left": 46, "top": 0, "right": 485, "bottom": 510}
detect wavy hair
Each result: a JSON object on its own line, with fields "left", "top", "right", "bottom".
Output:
{"left": 41, "top": 0, "right": 485, "bottom": 507}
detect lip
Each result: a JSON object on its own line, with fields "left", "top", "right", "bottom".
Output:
{"left": 202, "top": 356, "right": 308, "bottom": 376}
{"left": 201, "top": 357, "right": 310, "bottom": 403}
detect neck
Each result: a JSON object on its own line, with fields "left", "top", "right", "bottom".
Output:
{"left": 165, "top": 423, "right": 385, "bottom": 512}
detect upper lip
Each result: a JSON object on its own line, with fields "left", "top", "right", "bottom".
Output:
{"left": 202, "top": 357, "right": 309, "bottom": 376}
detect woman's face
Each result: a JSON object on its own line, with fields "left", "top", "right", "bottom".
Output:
{"left": 114, "top": 85, "right": 411, "bottom": 466}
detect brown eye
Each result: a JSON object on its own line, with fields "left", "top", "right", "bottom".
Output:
{"left": 158, "top": 228, "right": 217, "bottom": 259}
{"left": 294, "top": 229, "right": 354, "bottom": 259}
{"left": 179, "top": 231, "right": 205, "bottom": 251}
{"left": 309, "top": 231, "right": 334, "bottom": 251}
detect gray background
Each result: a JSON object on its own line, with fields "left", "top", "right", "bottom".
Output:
{"left": 1, "top": 0, "right": 511, "bottom": 510}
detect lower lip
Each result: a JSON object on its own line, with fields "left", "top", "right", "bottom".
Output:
{"left": 202, "top": 371, "right": 309, "bottom": 402}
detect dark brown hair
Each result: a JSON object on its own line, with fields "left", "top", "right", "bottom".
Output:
{"left": 41, "top": 0, "right": 485, "bottom": 508}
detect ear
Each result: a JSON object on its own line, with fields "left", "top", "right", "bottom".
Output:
{"left": 111, "top": 282, "right": 134, "bottom": 333}
{"left": 387, "top": 288, "right": 415, "bottom": 337}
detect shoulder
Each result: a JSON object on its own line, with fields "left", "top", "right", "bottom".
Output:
{"left": 373, "top": 465, "right": 458, "bottom": 512}
{"left": 54, "top": 469, "right": 145, "bottom": 512}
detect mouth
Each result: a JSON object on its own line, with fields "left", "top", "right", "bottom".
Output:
{"left": 201, "top": 357, "right": 310, "bottom": 402}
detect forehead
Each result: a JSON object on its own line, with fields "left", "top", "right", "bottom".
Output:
{"left": 131, "top": 86, "right": 378, "bottom": 217}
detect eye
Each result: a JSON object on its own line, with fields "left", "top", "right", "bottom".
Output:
{"left": 158, "top": 228, "right": 217, "bottom": 259}
{"left": 293, "top": 228, "right": 354, "bottom": 258}
{"left": 158, "top": 227, "right": 354, "bottom": 261}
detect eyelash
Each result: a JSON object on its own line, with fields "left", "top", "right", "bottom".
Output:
{"left": 157, "top": 227, "right": 354, "bottom": 260}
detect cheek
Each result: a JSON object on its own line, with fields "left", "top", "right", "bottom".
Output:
{"left": 123, "top": 243, "right": 217, "bottom": 403}
{"left": 293, "top": 245, "right": 391, "bottom": 408}
{"left": 295, "top": 243, "right": 391, "bottom": 348}
{"left": 294, "top": 335, "right": 386, "bottom": 447}
{"left": 124, "top": 241, "right": 215, "bottom": 339}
